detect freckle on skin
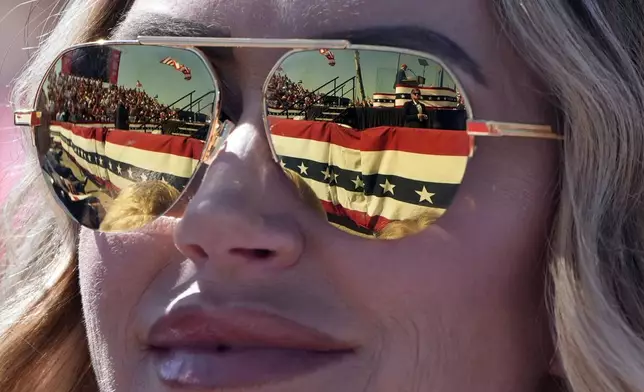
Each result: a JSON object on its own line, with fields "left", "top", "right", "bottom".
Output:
{"left": 464, "top": 196, "right": 476, "bottom": 210}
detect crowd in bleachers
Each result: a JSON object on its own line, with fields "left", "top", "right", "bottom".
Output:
{"left": 266, "top": 73, "right": 324, "bottom": 110}
{"left": 266, "top": 73, "right": 381, "bottom": 112}
{"left": 46, "top": 73, "right": 178, "bottom": 124}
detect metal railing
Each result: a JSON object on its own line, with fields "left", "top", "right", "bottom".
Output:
{"left": 275, "top": 76, "right": 356, "bottom": 120}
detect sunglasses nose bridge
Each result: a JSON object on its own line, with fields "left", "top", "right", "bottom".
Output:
{"left": 231, "top": 46, "right": 289, "bottom": 89}
{"left": 231, "top": 120, "right": 274, "bottom": 161}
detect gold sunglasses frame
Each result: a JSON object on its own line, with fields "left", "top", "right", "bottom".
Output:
{"left": 11, "top": 36, "right": 562, "bottom": 231}
{"left": 15, "top": 36, "right": 563, "bottom": 144}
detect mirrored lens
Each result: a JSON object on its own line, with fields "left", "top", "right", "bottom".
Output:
{"left": 36, "top": 44, "right": 219, "bottom": 231}
{"left": 266, "top": 48, "right": 471, "bottom": 239}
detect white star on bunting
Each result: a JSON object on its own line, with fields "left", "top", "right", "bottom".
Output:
{"left": 108, "top": 161, "right": 113, "bottom": 170}
{"left": 380, "top": 179, "right": 396, "bottom": 195}
{"left": 140, "top": 173, "right": 148, "bottom": 182}
{"left": 99, "top": 157, "right": 104, "bottom": 166}
{"left": 297, "top": 162, "right": 309, "bottom": 175}
{"left": 117, "top": 164, "right": 122, "bottom": 174}
{"left": 321, "top": 168, "right": 331, "bottom": 181}
{"left": 415, "top": 186, "right": 435, "bottom": 203}
{"left": 352, "top": 176, "right": 364, "bottom": 189}
{"left": 127, "top": 168, "right": 133, "bottom": 178}
{"left": 330, "top": 171, "right": 339, "bottom": 184}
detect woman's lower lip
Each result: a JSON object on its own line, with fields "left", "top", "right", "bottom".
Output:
{"left": 152, "top": 348, "right": 352, "bottom": 389}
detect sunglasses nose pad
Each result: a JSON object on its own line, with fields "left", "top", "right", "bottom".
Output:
{"left": 202, "top": 119, "right": 237, "bottom": 164}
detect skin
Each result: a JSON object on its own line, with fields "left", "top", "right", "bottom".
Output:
{"left": 76, "top": 0, "right": 561, "bottom": 390}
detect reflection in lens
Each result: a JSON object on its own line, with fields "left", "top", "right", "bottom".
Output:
{"left": 267, "top": 49, "right": 472, "bottom": 239}
{"left": 281, "top": 168, "right": 328, "bottom": 219}
{"left": 374, "top": 212, "right": 441, "bottom": 239}
{"left": 38, "top": 44, "right": 218, "bottom": 230}
{"left": 99, "top": 180, "right": 180, "bottom": 231}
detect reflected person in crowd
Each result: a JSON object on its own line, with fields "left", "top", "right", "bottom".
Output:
{"left": 115, "top": 98, "right": 130, "bottom": 130}
{"left": 403, "top": 88, "right": 428, "bottom": 128}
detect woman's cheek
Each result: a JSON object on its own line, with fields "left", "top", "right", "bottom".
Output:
{"left": 78, "top": 217, "right": 183, "bottom": 334}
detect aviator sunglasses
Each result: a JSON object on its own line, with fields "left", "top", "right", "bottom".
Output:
{"left": 14, "top": 37, "right": 562, "bottom": 239}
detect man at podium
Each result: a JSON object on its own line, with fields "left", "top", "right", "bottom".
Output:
{"left": 395, "top": 64, "right": 418, "bottom": 87}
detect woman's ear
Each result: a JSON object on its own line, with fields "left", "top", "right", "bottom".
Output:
{"left": 540, "top": 350, "right": 569, "bottom": 391}
{"left": 549, "top": 349, "right": 565, "bottom": 378}
{"left": 539, "top": 375, "right": 569, "bottom": 392}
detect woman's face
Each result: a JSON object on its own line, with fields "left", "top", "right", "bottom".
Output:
{"left": 78, "top": 0, "right": 559, "bottom": 391}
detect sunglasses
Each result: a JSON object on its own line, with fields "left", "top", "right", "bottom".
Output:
{"left": 14, "top": 37, "right": 562, "bottom": 239}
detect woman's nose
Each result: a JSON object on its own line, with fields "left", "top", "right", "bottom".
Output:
{"left": 173, "top": 120, "right": 304, "bottom": 278}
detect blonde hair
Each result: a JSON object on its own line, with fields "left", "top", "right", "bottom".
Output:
{"left": 2, "top": 0, "right": 644, "bottom": 391}
{"left": 496, "top": 2, "right": 644, "bottom": 391}
{"left": 99, "top": 180, "right": 180, "bottom": 231}
{"left": 375, "top": 212, "right": 439, "bottom": 240}
{"left": 0, "top": 1, "right": 132, "bottom": 391}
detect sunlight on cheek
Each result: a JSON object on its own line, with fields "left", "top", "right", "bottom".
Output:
{"left": 78, "top": 216, "right": 180, "bottom": 278}
{"left": 166, "top": 281, "right": 201, "bottom": 312}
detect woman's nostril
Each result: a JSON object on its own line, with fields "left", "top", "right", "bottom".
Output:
{"left": 181, "top": 245, "right": 278, "bottom": 262}
{"left": 230, "top": 248, "right": 276, "bottom": 260}
{"left": 187, "top": 244, "right": 208, "bottom": 260}
{"left": 253, "top": 249, "right": 275, "bottom": 259}
{"left": 216, "top": 345, "right": 232, "bottom": 353}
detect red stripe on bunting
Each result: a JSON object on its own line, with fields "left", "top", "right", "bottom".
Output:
{"left": 320, "top": 200, "right": 392, "bottom": 232}
{"left": 106, "top": 130, "right": 203, "bottom": 159}
{"left": 269, "top": 119, "right": 472, "bottom": 156}
{"left": 61, "top": 124, "right": 110, "bottom": 143}
{"left": 54, "top": 122, "right": 204, "bottom": 159}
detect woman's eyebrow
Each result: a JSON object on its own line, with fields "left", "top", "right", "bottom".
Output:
{"left": 113, "top": 13, "right": 231, "bottom": 40}
{"left": 113, "top": 13, "right": 234, "bottom": 60}
{"left": 114, "top": 13, "right": 485, "bottom": 85}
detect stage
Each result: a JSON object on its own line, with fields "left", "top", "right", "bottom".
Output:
{"left": 301, "top": 106, "right": 467, "bottom": 131}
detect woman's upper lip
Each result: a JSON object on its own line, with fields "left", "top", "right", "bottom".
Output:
{"left": 146, "top": 307, "right": 357, "bottom": 352}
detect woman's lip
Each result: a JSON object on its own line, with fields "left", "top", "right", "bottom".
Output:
{"left": 147, "top": 307, "right": 357, "bottom": 389}
{"left": 146, "top": 306, "right": 358, "bottom": 352}
{"left": 152, "top": 347, "right": 352, "bottom": 389}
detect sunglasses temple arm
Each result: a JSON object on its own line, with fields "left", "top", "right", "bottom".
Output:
{"left": 14, "top": 110, "right": 42, "bottom": 127}
{"left": 467, "top": 120, "right": 562, "bottom": 140}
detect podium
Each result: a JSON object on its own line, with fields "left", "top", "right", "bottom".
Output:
{"left": 398, "top": 76, "right": 425, "bottom": 87}
{"left": 398, "top": 78, "right": 419, "bottom": 87}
